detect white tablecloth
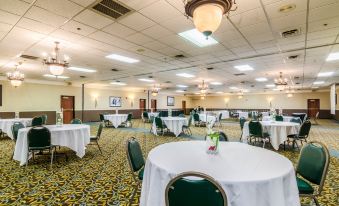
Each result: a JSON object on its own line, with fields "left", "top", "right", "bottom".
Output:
{"left": 196, "top": 113, "right": 217, "bottom": 125}
{"left": 152, "top": 117, "right": 187, "bottom": 137}
{"left": 104, "top": 114, "right": 128, "bottom": 128}
{"left": 262, "top": 116, "right": 298, "bottom": 122}
{"left": 13, "top": 124, "right": 90, "bottom": 166}
{"left": 238, "top": 112, "right": 248, "bottom": 119}
{"left": 0, "top": 118, "right": 32, "bottom": 139}
{"left": 140, "top": 141, "right": 300, "bottom": 206}
{"left": 261, "top": 112, "right": 269, "bottom": 117}
{"left": 214, "top": 110, "right": 230, "bottom": 119}
{"left": 242, "top": 121, "right": 300, "bottom": 150}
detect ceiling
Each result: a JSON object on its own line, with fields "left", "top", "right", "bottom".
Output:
{"left": 0, "top": 0, "right": 339, "bottom": 95}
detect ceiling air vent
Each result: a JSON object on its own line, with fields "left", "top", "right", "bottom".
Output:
{"left": 288, "top": 55, "right": 299, "bottom": 60}
{"left": 91, "top": 0, "right": 133, "bottom": 20}
{"left": 20, "top": 54, "right": 39, "bottom": 60}
{"left": 234, "top": 73, "right": 245, "bottom": 76}
{"left": 281, "top": 28, "right": 301, "bottom": 38}
{"left": 174, "top": 54, "right": 186, "bottom": 58}
{"left": 111, "top": 68, "right": 119, "bottom": 71}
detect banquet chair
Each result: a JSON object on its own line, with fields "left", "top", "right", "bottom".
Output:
{"left": 295, "top": 141, "right": 330, "bottom": 206}
{"left": 193, "top": 113, "right": 206, "bottom": 127}
{"left": 99, "top": 114, "right": 110, "bottom": 127}
{"left": 290, "top": 117, "right": 302, "bottom": 125}
{"left": 275, "top": 115, "right": 283, "bottom": 121}
{"left": 182, "top": 115, "right": 192, "bottom": 136}
{"left": 165, "top": 172, "right": 228, "bottom": 206}
{"left": 41, "top": 114, "right": 47, "bottom": 125}
{"left": 89, "top": 123, "right": 103, "bottom": 154}
{"left": 26, "top": 126, "right": 56, "bottom": 168}
{"left": 313, "top": 112, "right": 319, "bottom": 125}
{"left": 248, "top": 121, "right": 270, "bottom": 148}
{"left": 216, "top": 113, "right": 222, "bottom": 127}
{"left": 239, "top": 117, "right": 246, "bottom": 141}
{"left": 10, "top": 122, "right": 24, "bottom": 159}
{"left": 70, "top": 118, "right": 82, "bottom": 124}
{"left": 126, "top": 137, "right": 145, "bottom": 204}
{"left": 178, "top": 113, "right": 185, "bottom": 117}
{"left": 287, "top": 120, "right": 311, "bottom": 149}
{"left": 142, "top": 111, "right": 149, "bottom": 123}
{"left": 204, "top": 131, "right": 229, "bottom": 142}
{"left": 122, "top": 113, "right": 133, "bottom": 127}
{"left": 31, "top": 116, "right": 43, "bottom": 126}
{"left": 154, "top": 117, "right": 168, "bottom": 135}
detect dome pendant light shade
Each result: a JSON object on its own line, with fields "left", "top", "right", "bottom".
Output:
{"left": 49, "top": 64, "right": 64, "bottom": 76}
{"left": 185, "top": 0, "right": 235, "bottom": 37}
{"left": 7, "top": 63, "right": 24, "bottom": 87}
{"left": 42, "top": 42, "right": 69, "bottom": 76}
{"left": 193, "top": 4, "right": 224, "bottom": 37}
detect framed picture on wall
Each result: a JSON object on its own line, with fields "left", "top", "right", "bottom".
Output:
{"left": 167, "top": 96, "right": 175, "bottom": 106}
{"left": 109, "top": 96, "right": 122, "bottom": 107}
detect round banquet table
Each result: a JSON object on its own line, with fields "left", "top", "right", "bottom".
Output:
{"left": 140, "top": 141, "right": 300, "bottom": 206}
{"left": 13, "top": 124, "right": 90, "bottom": 166}
{"left": 0, "top": 118, "right": 32, "bottom": 139}
{"left": 152, "top": 117, "right": 187, "bottom": 137}
{"left": 237, "top": 111, "right": 249, "bottom": 119}
{"left": 104, "top": 114, "right": 128, "bottom": 128}
{"left": 197, "top": 113, "right": 217, "bottom": 124}
{"left": 242, "top": 121, "right": 300, "bottom": 150}
{"left": 262, "top": 116, "right": 299, "bottom": 122}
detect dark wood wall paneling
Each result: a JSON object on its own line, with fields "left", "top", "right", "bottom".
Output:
{"left": 19, "top": 111, "right": 56, "bottom": 125}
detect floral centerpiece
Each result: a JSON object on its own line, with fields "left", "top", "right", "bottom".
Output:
{"left": 15, "top": 112, "right": 19, "bottom": 119}
{"left": 270, "top": 108, "right": 277, "bottom": 121}
{"left": 56, "top": 111, "right": 63, "bottom": 127}
{"left": 206, "top": 121, "right": 219, "bottom": 154}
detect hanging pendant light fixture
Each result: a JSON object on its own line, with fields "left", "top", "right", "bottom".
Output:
{"left": 7, "top": 62, "right": 24, "bottom": 87}
{"left": 184, "top": 0, "right": 236, "bottom": 38}
{"left": 274, "top": 72, "right": 288, "bottom": 90}
{"left": 198, "top": 80, "right": 208, "bottom": 94}
{"left": 42, "top": 42, "right": 69, "bottom": 76}
{"left": 151, "top": 84, "right": 160, "bottom": 97}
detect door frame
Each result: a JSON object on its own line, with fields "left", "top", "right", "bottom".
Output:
{"left": 151, "top": 99, "right": 157, "bottom": 112}
{"left": 307, "top": 99, "right": 320, "bottom": 118}
{"left": 61, "top": 95, "right": 75, "bottom": 122}
{"left": 139, "top": 98, "right": 146, "bottom": 112}
{"left": 182, "top": 100, "right": 186, "bottom": 114}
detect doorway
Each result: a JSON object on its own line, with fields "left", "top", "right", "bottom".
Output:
{"left": 61, "top": 95, "right": 75, "bottom": 124}
{"left": 182, "top": 100, "right": 186, "bottom": 114}
{"left": 307, "top": 99, "right": 320, "bottom": 118}
{"left": 139, "top": 99, "right": 146, "bottom": 113}
{"left": 151, "top": 99, "right": 157, "bottom": 112}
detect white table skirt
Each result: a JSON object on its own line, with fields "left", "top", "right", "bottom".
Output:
{"left": 242, "top": 121, "right": 300, "bottom": 150}
{"left": 140, "top": 141, "right": 300, "bottom": 206}
{"left": 13, "top": 124, "right": 90, "bottom": 166}
{"left": 195, "top": 114, "right": 217, "bottom": 125}
{"left": 262, "top": 116, "right": 299, "bottom": 122}
{"left": 261, "top": 112, "right": 269, "bottom": 117}
{"left": 238, "top": 112, "right": 248, "bottom": 119}
{"left": 104, "top": 114, "right": 128, "bottom": 128}
{"left": 214, "top": 110, "right": 230, "bottom": 119}
{"left": 152, "top": 117, "right": 187, "bottom": 137}
{"left": 0, "top": 118, "right": 32, "bottom": 139}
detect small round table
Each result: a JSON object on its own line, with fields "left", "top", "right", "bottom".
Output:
{"left": 0, "top": 118, "right": 32, "bottom": 139}
{"left": 140, "top": 141, "right": 300, "bottom": 206}
{"left": 104, "top": 114, "right": 128, "bottom": 128}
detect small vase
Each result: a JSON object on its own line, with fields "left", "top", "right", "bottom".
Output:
{"left": 206, "top": 134, "right": 219, "bottom": 155}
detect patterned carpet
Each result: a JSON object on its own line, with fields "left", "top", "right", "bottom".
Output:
{"left": 0, "top": 119, "right": 338, "bottom": 205}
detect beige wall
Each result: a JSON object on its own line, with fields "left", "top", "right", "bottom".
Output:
{"left": 0, "top": 81, "right": 192, "bottom": 112}
{"left": 191, "top": 92, "right": 330, "bottom": 110}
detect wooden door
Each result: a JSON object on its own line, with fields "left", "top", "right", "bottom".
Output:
{"left": 182, "top": 100, "right": 186, "bottom": 114}
{"left": 151, "top": 99, "right": 157, "bottom": 112}
{"left": 139, "top": 99, "right": 146, "bottom": 112}
{"left": 61, "top": 95, "right": 75, "bottom": 124}
{"left": 307, "top": 99, "right": 320, "bottom": 118}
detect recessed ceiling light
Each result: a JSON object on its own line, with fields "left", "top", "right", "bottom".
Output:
{"left": 279, "top": 4, "right": 296, "bottom": 13}
{"left": 194, "top": 92, "right": 201, "bottom": 95}
{"left": 106, "top": 54, "right": 139, "bottom": 63}
{"left": 216, "top": 91, "right": 223, "bottom": 94}
{"left": 68, "top": 67, "right": 96, "bottom": 73}
{"left": 272, "top": 88, "right": 280, "bottom": 91}
{"left": 266, "top": 84, "right": 275, "bottom": 88}
{"left": 43, "top": 74, "right": 69, "bottom": 79}
{"left": 176, "top": 73, "right": 195, "bottom": 78}
{"left": 256, "top": 77, "right": 268, "bottom": 82}
{"left": 229, "top": 87, "right": 238, "bottom": 90}
{"left": 110, "top": 82, "right": 127, "bottom": 86}
{"left": 317, "top": 72, "right": 334, "bottom": 77}
{"left": 234, "top": 65, "right": 254, "bottom": 71}
{"left": 210, "top": 82, "right": 223, "bottom": 85}
{"left": 178, "top": 29, "right": 218, "bottom": 47}
{"left": 176, "top": 90, "right": 185, "bottom": 93}
{"left": 326, "top": 52, "right": 339, "bottom": 61}
{"left": 138, "top": 78, "right": 154, "bottom": 82}
{"left": 313, "top": 81, "right": 324, "bottom": 85}
{"left": 177, "top": 84, "right": 188, "bottom": 88}
{"left": 311, "top": 86, "right": 319, "bottom": 89}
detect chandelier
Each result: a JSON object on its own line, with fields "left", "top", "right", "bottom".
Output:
{"left": 7, "top": 62, "right": 24, "bottom": 87}
{"left": 184, "top": 0, "right": 236, "bottom": 38}
{"left": 274, "top": 72, "right": 288, "bottom": 90}
{"left": 237, "top": 90, "right": 243, "bottom": 99}
{"left": 151, "top": 85, "right": 160, "bottom": 97}
{"left": 42, "top": 42, "right": 69, "bottom": 76}
{"left": 198, "top": 80, "right": 208, "bottom": 94}
{"left": 286, "top": 87, "right": 295, "bottom": 98}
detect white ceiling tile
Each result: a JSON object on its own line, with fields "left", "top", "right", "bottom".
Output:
{"left": 25, "top": 6, "right": 68, "bottom": 27}
{"left": 125, "top": 33, "right": 153, "bottom": 45}
{"left": 0, "top": 10, "right": 21, "bottom": 25}
{"left": 50, "top": 29, "right": 84, "bottom": 42}
{"left": 102, "top": 23, "right": 136, "bottom": 37}
{"left": 69, "top": 0, "right": 96, "bottom": 7}
{"left": 0, "top": 0, "right": 31, "bottom": 15}
{"left": 123, "top": 0, "right": 159, "bottom": 10}
{"left": 141, "top": 25, "right": 172, "bottom": 39}
{"left": 61, "top": 20, "right": 96, "bottom": 36}
{"left": 35, "top": 0, "right": 84, "bottom": 18}
{"left": 230, "top": 8, "right": 266, "bottom": 28}
{"left": 119, "top": 12, "right": 155, "bottom": 31}
{"left": 309, "top": 2, "right": 339, "bottom": 22}
{"left": 17, "top": 17, "right": 55, "bottom": 34}
{"left": 160, "top": 15, "right": 193, "bottom": 33}
{"left": 264, "top": 0, "right": 307, "bottom": 19}
{"left": 139, "top": 1, "right": 182, "bottom": 23}
{"left": 88, "top": 31, "right": 137, "bottom": 49}
{"left": 143, "top": 41, "right": 168, "bottom": 50}
{"left": 74, "top": 9, "right": 114, "bottom": 29}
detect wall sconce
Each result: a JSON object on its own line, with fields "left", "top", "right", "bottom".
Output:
{"left": 127, "top": 95, "right": 135, "bottom": 107}
{"left": 224, "top": 98, "right": 229, "bottom": 108}
{"left": 267, "top": 97, "right": 273, "bottom": 108}
{"left": 92, "top": 94, "right": 98, "bottom": 108}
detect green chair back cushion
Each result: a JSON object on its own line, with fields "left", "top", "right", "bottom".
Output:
{"left": 99, "top": 114, "right": 105, "bottom": 121}
{"left": 11, "top": 122, "right": 25, "bottom": 141}
{"left": 41, "top": 114, "right": 47, "bottom": 124}
{"left": 168, "top": 177, "right": 225, "bottom": 206}
{"left": 127, "top": 139, "right": 145, "bottom": 172}
{"left": 296, "top": 143, "right": 327, "bottom": 185}
{"left": 127, "top": 113, "right": 132, "bottom": 121}
{"left": 249, "top": 121, "right": 263, "bottom": 137}
{"left": 239, "top": 117, "right": 246, "bottom": 129}
{"left": 70, "top": 118, "right": 82, "bottom": 124}
{"left": 298, "top": 121, "right": 311, "bottom": 138}
{"left": 96, "top": 123, "right": 103, "bottom": 138}
{"left": 290, "top": 118, "right": 301, "bottom": 124}
{"left": 143, "top": 111, "right": 149, "bottom": 119}
{"left": 275, "top": 115, "right": 283, "bottom": 121}
{"left": 193, "top": 113, "right": 200, "bottom": 122}
{"left": 27, "top": 126, "right": 51, "bottom": 149}
{"left": 155, "top": 117, "right": 163, "bottom": 128}
{"left": 31, "top": 116, "right": 43, "bottom": 127}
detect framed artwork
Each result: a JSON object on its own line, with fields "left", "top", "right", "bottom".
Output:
{"left": 167, "top": 96, "right": 175, "bottom": 106}
{"left": 109, "top": 96, "right": 122, "bottom": 107}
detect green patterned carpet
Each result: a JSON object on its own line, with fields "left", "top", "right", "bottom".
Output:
{"left": 0, "top": 119, "right": 338, "bottom": 205}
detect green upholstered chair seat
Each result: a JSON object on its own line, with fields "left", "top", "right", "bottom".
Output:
{"left": 29, "top": 145, "right": 54, "bottom": 150}
{"left": 263, "top": 132, "right": 270, "bottom": 138}
{"left": 70, "top": 118, "right": 82, "bottom": 124}
{"left": 296, "top": 177, "right": 314, "bottom": 194}
{"left": 138, "top": 168, "right": 144, "bottom": 180}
